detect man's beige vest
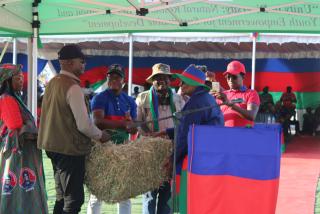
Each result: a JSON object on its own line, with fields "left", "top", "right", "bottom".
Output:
{"left": 37, "top": 74, "right": 91, "bottom": 156}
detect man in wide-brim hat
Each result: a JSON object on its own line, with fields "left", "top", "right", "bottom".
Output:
{"left": 136, "top": 63, "right": 185, "bottom": 214}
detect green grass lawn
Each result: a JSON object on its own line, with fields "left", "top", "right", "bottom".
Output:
{"left": 43, "top": 153, "right": 143, "bottom": 214}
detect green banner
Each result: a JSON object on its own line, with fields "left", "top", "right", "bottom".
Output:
{"left": 2, "top": 1, "right": 320, "bottom": 36}
{"left": 268, "top": 92, "right": 320, "bottom": 109}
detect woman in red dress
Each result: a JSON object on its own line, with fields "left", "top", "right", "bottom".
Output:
{"left": 0, "top": 64, "right": 48, "bottom": 213}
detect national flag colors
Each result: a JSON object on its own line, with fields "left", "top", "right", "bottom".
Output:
{"left": 187, "top": 125, "right": 281, "bottom": 214}
{"left": 3, "top": 52, "right": 318, "bottom": 109}
{"left": 69, "top": 57, "right": 319, "bottom": 109}
{"left": 174, "top": 157, "right": 188, "bottom": 213}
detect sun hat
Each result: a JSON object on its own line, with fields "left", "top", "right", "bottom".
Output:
{"left": 146, "top": 63, "right": 171, "bottom": 83}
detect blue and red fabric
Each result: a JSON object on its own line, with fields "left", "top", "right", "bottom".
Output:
{"left": 187, "top": 125, "right": 281, "bottom": 214}
{"left": 173, "top": 156, "right": 188, "bottom": 213}
{"left": 91, "top": 89, "right": 137, "bottom": 120}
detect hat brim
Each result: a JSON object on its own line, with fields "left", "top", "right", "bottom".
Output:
{"left": 172, "top": 73, "right": 210, "bottom": 90}
{"left": 146, "top": 73, "right": 172, "bottom": 83}
{"left": 108, "top": 70, "right": 124, "bottom": 78}
{"left": 223, "top": 70, "right": 245, "bottom": 76}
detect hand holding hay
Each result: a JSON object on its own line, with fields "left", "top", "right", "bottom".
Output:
{"left": 85, "top": 136, "right": 172, "bottom": 203}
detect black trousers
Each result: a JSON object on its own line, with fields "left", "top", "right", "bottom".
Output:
{"left": 145, "top": 181, "right": 171, "bottom": 214}
{"left": 46, "top": 151, "right": 85, "bottom": 214}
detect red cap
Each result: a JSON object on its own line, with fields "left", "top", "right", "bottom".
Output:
{"left": 223, "top": 60, "right": 246, "bottom": 75}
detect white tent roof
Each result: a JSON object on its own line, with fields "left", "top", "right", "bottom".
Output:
{"left": 2, "top": 33, "right": 320, "bottom": 60}
{"left": 2, "top": 32, "right": 320, "bottom": 43}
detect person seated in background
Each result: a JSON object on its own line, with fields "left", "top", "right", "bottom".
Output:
{"left": 302, "top": 107, "right": 315, "bottom": 135}
{"left": 280, "top": 86, "right": 300, "bottom": 137}
{"left": 259, "top": 86, "right": 274, "bottom": 113}
{"left": 256, "top": 86, "right": 275, "bottom": 123}
{"left": 274, "top": 100, "right": 299, "bottom": 140}
{"left": 280, "top": 86, "right": 297, "bottom": 118}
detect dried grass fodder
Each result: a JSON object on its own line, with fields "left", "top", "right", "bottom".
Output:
{"left": 85, "top": 136, "right": 172, "bottom": 203}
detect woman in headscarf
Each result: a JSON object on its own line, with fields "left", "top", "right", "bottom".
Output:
{"left": 0, "top": 64, "right": 48, "bottom": 213}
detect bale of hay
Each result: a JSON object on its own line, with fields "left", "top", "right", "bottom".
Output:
{"left": 85, "top": 136, "right": 172, "bottom": 203}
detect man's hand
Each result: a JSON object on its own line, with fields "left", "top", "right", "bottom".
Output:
{"left": 124, "top": 121, "right": 138, "bottom": 134}
{"left": 100, "top": 130, "right": 111, "bottom": 143}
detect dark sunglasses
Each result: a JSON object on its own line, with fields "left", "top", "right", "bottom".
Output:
{"left": 226, "top": 75, "right": 238, "bottom": 80}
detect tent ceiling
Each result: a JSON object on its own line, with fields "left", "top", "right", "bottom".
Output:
{"left": 2, "top": 38, "right": 320, "bottom": 60}
{"left": 1, "top": 1, "right": 320, "bottom": 36}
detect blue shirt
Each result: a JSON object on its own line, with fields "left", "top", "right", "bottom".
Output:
{"left": 91, "top": 89, "right": 137, "bottom": 144}
{"left": 91, "top": 89, "right": 137, "bottom": 120}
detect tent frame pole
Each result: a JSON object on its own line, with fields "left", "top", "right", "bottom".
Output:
{"left": 30, "top": 2, "right": 39, "bottom": 119}
{"left": 128, "top": 33, "right": 133, "bottom": 96}
{"left": 27, "top": 38, "right": 32, "bottom": 110}
{"left": 251, "top": 33, "right": 257, "bottom": 90}
{"left": 12, "top": 38, "right": 17, "bottom": 64}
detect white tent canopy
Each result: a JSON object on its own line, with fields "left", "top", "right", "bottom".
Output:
{"left": 2, "top": 32, "right": 320, "bottom": 117}
{"left": 3, "top": 32, "right": 320, "bottom": 44}
{"left": 2, "top": 32, "right": 320, "bottom": 60}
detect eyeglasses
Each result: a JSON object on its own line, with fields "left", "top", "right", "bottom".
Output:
{"left": 226, "top": 75, "right": 238, "bottom": 80}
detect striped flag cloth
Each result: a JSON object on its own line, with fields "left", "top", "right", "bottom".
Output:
{"left": 187, "top": 125, "right": 281, "bottom": 214}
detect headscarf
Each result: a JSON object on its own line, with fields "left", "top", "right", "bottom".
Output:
{"left": 0, "top": 63, "right": 31, "bottom": 116}
{"left": 0, "top": 63, "right": 23, "bottom": 88}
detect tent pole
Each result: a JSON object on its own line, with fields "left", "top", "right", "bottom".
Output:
{"left": 12, "top": 38, "right": 17, "bottom": 64}
{"left": 27, "top": 38, "right": 32, "bottom": 110}
{"left": 251, "top": 33, "right": 257, "bottom": 90}
{"left": 30, "top": 2, "right": 40, "bottom": 119}
{"left": 31, "top": 32, "right": 38, "bottom": 119}
{"left": 128, "top": 33, "right": 133, "bottom": 96}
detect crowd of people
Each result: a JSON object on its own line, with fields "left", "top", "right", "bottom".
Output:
{"left": 257, "top": 85, "right": 320, "bottom": 140}
{"left": 0, "top": 44, "right": 318, "bottom": 214}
